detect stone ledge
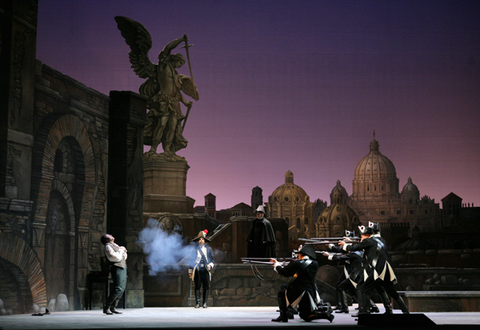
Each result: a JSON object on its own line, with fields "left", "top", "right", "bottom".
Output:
{"left": 400, "top": 291, "right": 480, "bottom": 298}
{"left": 398, "top": 290, "right": 480, "bottom": 312}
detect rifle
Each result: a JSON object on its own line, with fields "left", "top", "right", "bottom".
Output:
{"left": 299, "top": 237, "right": 360, "bottom": 245}
{"left": 241, "top": 257, "right": 293, "bottom": 266}
{"left": 316, "top": 251, "right": 345, "bottom": 257}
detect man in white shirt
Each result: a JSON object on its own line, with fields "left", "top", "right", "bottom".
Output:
{"left": 191, "top": 230, "right": 214, "bottom": 308}
{"left": 101, "top": 234, "right": 127, "bottom": 315}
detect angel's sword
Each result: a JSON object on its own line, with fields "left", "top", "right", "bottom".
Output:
{"left": 181, "top": 39, "right": 194, "bottom": 130}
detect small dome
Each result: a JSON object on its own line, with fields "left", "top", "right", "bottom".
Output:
{"left": 270, "top": 170, "right": 309, "bottom": 203}
{"left": 402, "top": 177, "right": 419, "bottom": 195}
{"left": 317, "top": 203, "right": 359, "bottom": 237}
{"left": 330, "top": 180, "right": 348, "bottom": 204}
{"left": 401, "top": 177, "right": 420, "bottom": 202}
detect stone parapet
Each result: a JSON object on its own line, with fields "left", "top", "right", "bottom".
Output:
{"left": 398, "top": 291, "right": 480, "bottom": 312}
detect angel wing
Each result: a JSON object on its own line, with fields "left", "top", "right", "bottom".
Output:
{"left": 180, "top": 75, "right": 199, "bottom": 101}
{"left": 115, "top": 16, "right": 156, "bottom": 80}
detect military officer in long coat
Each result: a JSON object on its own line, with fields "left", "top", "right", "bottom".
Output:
{"left": 246, "top": 205, "right": 276, "bottom": 258}
{"left": 191, "top": 229, "right": 214, "bottom": 308}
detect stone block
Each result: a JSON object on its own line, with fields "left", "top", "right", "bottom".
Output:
{"left": 126, "top": 289, "right": 144, "bottom": 308}
{"left": 252, "top": 287, "right": 270, "bottom": 295}
{"left": 441, "top": 275, "right": 457, "bottom": 285}
{"left": 55, "top": 294, "right": 69, "bottom": 311}
{"left": 228, "top": 277, "right": 242, "bottom": 289}
{"left": 47, "top": 299, "right": 56, "bottom": 312}
{"left": 219, "top": 288, "right": 236, "bottom": 296}
{"left": 236, "top": 287, "right": 252, "bottom": 296}
{"left": 215, "top": 278, "right": 227, "bottom": 289}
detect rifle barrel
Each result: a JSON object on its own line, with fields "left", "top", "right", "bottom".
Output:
{"left": 242, "top": 260, "right": 274, "bottom": 265}
{"left": 299, "top": 237, "right": 348, "bottom": 241}
{"left": 241, "top": 257, "right": 292, "bottom": 261}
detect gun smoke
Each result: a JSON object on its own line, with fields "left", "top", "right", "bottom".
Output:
{"left": 139, "top": 218, "right": 196, "bottom": 276}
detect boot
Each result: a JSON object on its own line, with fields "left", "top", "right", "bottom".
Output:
{"left": 272, "top": 311, "right": 288, "bottom": 322}
{"left": 369, "top": 299, "right": 380, "bottom": 313}
{"left": 286, "top": 306, "right": 295, "bottom": 319}
{"left": 110, "top": 307, "right": 122, "bottom": 314}
{"left": 202, "top": 289, "right": 209, "bottom": 308}
{"left": 110, "top": 296, "right": 122, "bottom": 314}
{"left": 103, "top": 305, "right": 113, "bottom": 315}
{"left": 195, "top": 290, "right": 201, "bottom": 308}
{"left": 104, "top": 293, "right": 118, "bottom": 315}
{"left": 395, "top": 296, "right": 410, "bottom": 314}
{"left": 335, "top": 291, "right": 349, "bottom": 313}
{"left": 333, "top": 291, "right": 342, "bottom": 310}
{"left": 351, "top": 290, "right": 369, "bottom": 317}
{"left": 378, "top": 290, "right": 393, "bottom": 314}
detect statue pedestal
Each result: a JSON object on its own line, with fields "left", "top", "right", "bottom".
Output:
{"left": 143, "top": 158, "right": 194, "bottom": 214}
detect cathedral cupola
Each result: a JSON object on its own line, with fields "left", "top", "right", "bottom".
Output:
{"left": 351, "top": 132, "right": 400, "bottom": 202}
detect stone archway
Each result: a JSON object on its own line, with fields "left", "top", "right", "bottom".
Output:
{"left": 31, "top": 113, "right": 98, "bottom": 308}
{"left": 32, "top": 114, "right": 96, "bottom": 228}
{"left": 44, "top": 180, "right": 77, "bottom": 305}
{"left": 0, "top": 233, "right": 47, "bottom": 309}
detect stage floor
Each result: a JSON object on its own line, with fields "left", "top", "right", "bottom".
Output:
{"left": 0, "top": 305, "right": 479, "bottom": 330}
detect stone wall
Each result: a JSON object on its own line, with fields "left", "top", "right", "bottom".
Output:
{"left": 211, "top": 264, "right": 287, "bottom": 306}
{"left": 0, "top": 2, "right": 148, "bottom": 312}
{"left": 389, "top": 249, "right": 480, "bottom": 269}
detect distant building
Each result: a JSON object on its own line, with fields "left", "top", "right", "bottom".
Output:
{"left": 313, "top": 198, "right": 328, "bottom": 221}
{"left": 347, "top": 134, "right": 442, "bottom": 234}
{"left": 441, "top": 192, "right": 462, "bottom": 226}
{"left": 316, "top": 180, "right": 360, "bottom": 237}
{"left": 195, "top": 189, "right": 258, "bottom": 223}
{"left": 217, "top": 202, "right": 255, "bottom": 223}
{"left": 266, "top": 170, "right": 314, "bottom": 240}
{"left": 204, "top": 193, "right": 216, "bottom": 218}
{"left": 419, "top": 192, "right": 480, "bottom": 250}
{"left": 251, "top": 186, "right": 263, "bottom": 211}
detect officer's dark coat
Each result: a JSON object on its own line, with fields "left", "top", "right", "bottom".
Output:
{"left": 191, "top": 244, "right": 214, "bottom": 281}
{"left": 246, "top": 217, "right": 276, "bottom": 258}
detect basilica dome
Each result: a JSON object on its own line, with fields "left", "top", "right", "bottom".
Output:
{"left": 269, "top": 170, "right": 309, "bottom": 203}
{"left": 351, "top": 133, "right": 399, "bottom": 200}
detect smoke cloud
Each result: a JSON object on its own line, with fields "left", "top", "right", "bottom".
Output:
{"left": 139, "top": 218, "right": 196, "bottom": 275}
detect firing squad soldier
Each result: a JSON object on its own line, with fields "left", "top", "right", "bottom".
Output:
{"left": 339, "top": 225, "right": 409, "bottom": 315}
{"left": 324, "top": 230, "right": 391, "bottom": 315}
{"left": 271, "top": 245, "right": 334, "bottom": 323}
{"left": 323, "top": 230, "right": 379, "bottom": 314}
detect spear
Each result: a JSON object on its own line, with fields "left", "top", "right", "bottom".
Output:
{"left": 181, "top": 35, "right": 194, "bottom": 130}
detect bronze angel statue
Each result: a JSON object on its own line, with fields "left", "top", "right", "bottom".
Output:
{"left": 115, "top": 16, "right": 199, "bottom": 161}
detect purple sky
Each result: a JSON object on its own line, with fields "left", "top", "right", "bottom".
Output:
{"left": 36, "top": 0, "right": 480, "bottom": 210}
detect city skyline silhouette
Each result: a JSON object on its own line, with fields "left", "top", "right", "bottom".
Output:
{"left": 36, "top": 0, "right": 480, "bottom": 209}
